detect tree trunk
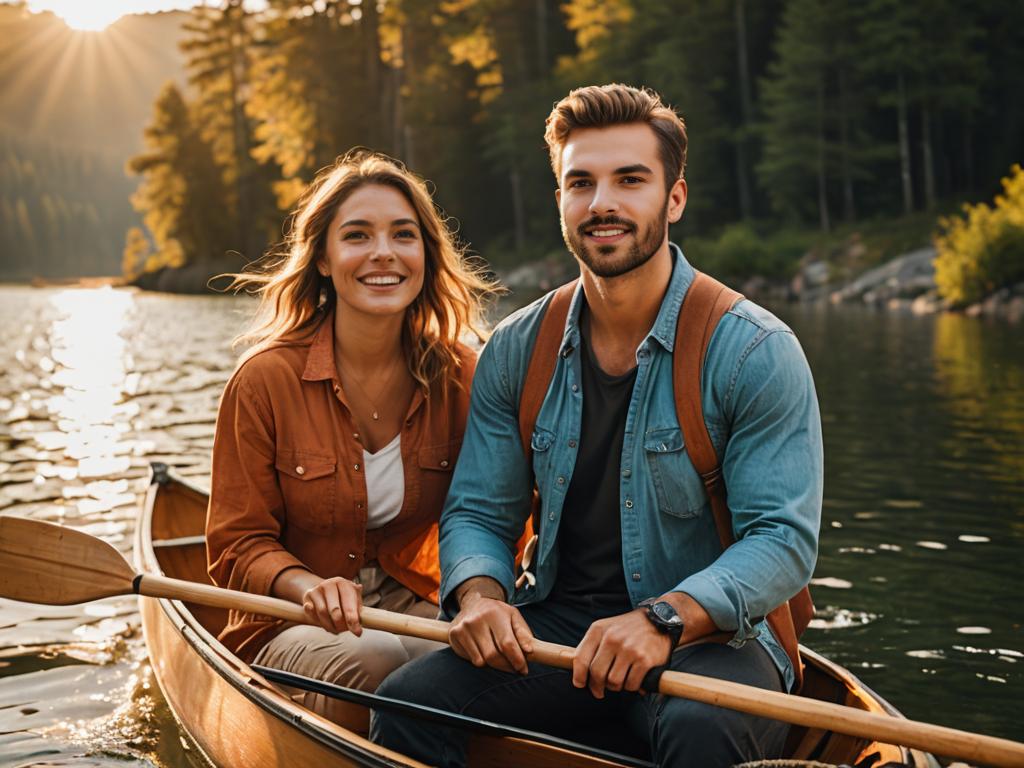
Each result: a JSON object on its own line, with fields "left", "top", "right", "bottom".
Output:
{"left": 921, "top": 100, "right": 936, "bottom": 210}
{"left": 362, "top": 0, "right": 383, "bottom": 142}
{"left": 816, "top": 76, "right": 830, "bottom": 234}
{"left": 838, "top": 67, "right": 855, "bottom": 223}
{"left": 963, "top": 114, "right": 975, "bottom": 193}
{"left": 897, "top": 71, "right": 914, "bottom": 214}
{"left": 535, "top": 0, "right": 548, "bottom": 77}
{"left": 393, "top": 21, "right": 410, "bottom": 160}
{"left": 227, "top": 1, "right": 255, "bottom": 260}
{"left": 733, "top": 0, "right": 753, "bottom": 219}
{"left": 510, "top": 168, "right": 526, "bottom": 255}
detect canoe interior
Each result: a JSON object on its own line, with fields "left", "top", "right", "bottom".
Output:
{"left": 143, "top": 471, "right": 932, "bottom": 768}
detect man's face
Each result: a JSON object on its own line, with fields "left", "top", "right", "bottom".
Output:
{"left": 556, "top": 123, "right": 686, "bottom": 279}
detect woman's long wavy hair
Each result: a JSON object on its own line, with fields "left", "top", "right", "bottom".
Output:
{"left": 227, "top": 150, "right": 499, "bottom": 391}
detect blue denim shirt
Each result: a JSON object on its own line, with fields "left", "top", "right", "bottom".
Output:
{"left": 439, "top": 246, "right": 823, "bottom": 690}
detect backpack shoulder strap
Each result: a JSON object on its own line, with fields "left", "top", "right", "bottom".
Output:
{"left": 518, "top": 280, "right": 578, "bottom": 460}
{"left": 673, "top": 270, "right": 743, "bottom": 548}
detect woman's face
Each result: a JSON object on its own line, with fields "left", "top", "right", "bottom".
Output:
{"left": 319, "top": 183, "right": 427, "bottom": 320}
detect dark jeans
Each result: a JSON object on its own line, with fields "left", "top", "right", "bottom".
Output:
{"left": 370, "top": 598, "right": 790, "bottom": 767}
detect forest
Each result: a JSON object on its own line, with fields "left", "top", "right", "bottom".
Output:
{"left": 3, "top": 0, "right": 1023, "bottom": 287}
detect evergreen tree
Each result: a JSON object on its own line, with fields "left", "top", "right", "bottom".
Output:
{"left": 127, "top": 83, "right": 233, "bottom": 270}
{"left": 182, "top": 1, "right": 278, "bottom": 258}
{"left": 249, "top": 0, "right": 389, "bottom": 210}
{"left": 758, "top": 0, "right": 873, "bottom": 231}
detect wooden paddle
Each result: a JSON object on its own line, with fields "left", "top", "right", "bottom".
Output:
{"left": 2, "top": 516, "right": 1022, "bottom": 768}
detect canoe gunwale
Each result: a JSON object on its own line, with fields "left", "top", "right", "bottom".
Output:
{"left": 135, "top": 476, "right": 413, "bottom": 768}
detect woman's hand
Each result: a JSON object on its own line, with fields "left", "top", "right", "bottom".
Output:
{"left": 301, "top": 576, "right": 364, "bottom": 635}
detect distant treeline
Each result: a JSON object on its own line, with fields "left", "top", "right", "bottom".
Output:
{"left": 0, "top": 132, "right": 137, "bottom": 279}
{"left": 116, "top": 0, "right": 1024, "bottom": 277}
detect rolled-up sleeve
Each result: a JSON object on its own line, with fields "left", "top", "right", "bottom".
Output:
{"left": 438, "top": 329, "right": 534, "bottom": 617}
{"left": 206, "top": 368, "right": 306, "bottom": 597}
{"left": 674, "top": 329, "right": 822, "bottom": 645}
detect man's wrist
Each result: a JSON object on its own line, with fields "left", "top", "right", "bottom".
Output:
{"left": 455, "top": 576, "right": 506, "bottom": 609}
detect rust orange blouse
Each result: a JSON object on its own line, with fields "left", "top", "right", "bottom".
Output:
{"left": 206, "top": 312, "right": 476, "bottom": 662}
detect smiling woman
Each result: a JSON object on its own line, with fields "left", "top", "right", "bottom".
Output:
{"left": 203, "top": 149, "right": 500, "bottom": 724}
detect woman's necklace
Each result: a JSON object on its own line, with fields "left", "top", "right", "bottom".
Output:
{"left": 338, "top": 357, "right": 403, "bottom": 421}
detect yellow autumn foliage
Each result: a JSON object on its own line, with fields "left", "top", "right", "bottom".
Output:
{"left": 934, "top": 164, "right": 1024, "bottom": 307}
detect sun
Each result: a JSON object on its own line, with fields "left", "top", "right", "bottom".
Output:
{"left": 28, "top": 1, "right": 131, "bottom": 32}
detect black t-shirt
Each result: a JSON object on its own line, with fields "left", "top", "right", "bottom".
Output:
{"left": 548, "top": 315, "right": 635, "bottom": 610}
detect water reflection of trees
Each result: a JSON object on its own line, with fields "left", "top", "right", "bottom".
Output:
{"left": 932, "top": 313, "right": 1024, "bottom": 493}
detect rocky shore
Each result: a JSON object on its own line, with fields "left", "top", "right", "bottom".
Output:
{"left": 779, "top": 246, "right": 1024, "bottom": 322}
{"left": 500, "top": 245, "right": 1023, "bottom": 323}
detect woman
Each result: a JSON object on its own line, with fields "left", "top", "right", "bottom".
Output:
{"left": 206, "top": 150, "right": 496, "bottom": 722}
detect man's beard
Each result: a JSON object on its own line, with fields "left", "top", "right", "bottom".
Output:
{"left": 562, "top": 203, "right": 668, "bottom": 279}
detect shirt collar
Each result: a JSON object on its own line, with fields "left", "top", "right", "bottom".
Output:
{"left": 557, "top": 243, "right": 695, "bottom": 357}
{"left": 301, "top": 311, "right": 336, "bottom": 382}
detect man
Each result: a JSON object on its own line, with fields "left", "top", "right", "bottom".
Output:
{"left": 371, "top": 83, "right": 822, "bottom": 766}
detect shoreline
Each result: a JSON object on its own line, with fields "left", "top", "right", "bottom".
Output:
{"left": 7, "top": 251, "right": 1022, "bottom": 322}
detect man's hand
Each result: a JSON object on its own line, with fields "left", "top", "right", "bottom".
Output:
{"left": 572, "top": 609, "right": 672, "bottom": 699}
{"left": 449, "top": 576, "right": 534, "bottom": 675}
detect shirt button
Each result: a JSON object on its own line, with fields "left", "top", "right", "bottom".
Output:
{"left": 440, "top": 459, "right": 449, "bottom": 468}
{"left": 624, "top": 499, "right": 633, "bottom": 509}
{"left": 621, "top": 468, "right": 631, "bottom": 478}
{"left": 548, "top": 512, "right": 555, "bottom": 521}
{"left": 632, "top": 572, "right": 641, "bottom": 581}
{"left": 568, "top": 440, "right": 577, "bottom": 448}
{"left": 354, "top": 463, "right": 361, "bottom": 471}
{"left": 571, "top": 384, "right": 579, "bottom": 393}
{"left": 295, "top": 466, "right": 305, "bottom": 475}
{"left": 348, "top": 553, "right": 357, "bottom": 560}
{"left": 557, "top": 476, "right": 565, "bottom": 484}
{"left": 353, "top": 433, "right": 359, "bottom": 440}
{"left": 356, "top": 502, "right": 364, "bottom": 509}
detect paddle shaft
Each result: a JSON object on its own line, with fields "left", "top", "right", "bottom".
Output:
{"left": 139, "top": 574, "right": 1024, "bottom": 768}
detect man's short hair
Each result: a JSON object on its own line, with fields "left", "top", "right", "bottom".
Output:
{"left": 544, "top": 83, "right": 688, "bottom": 191}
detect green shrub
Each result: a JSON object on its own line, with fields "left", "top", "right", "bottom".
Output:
{"left": 934, "top": 164, "right": 1024, "bottom": 307}
{"left": 683, "top": 222, "right": 807, "bottom": 281}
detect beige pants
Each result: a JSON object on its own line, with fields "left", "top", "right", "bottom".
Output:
{"left": 253, "top": 564, "right": 443, "bottom": 726}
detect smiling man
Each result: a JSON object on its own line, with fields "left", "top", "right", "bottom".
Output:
{"left": 371, "top": 84, "right": 823, "bottom": 766}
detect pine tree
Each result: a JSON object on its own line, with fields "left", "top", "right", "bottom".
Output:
{"left": 758, "top": 0, "right": 873, "bottom": 231}
{"left": 127, "top": 82, "right": 233, "bottom": 270}
{"left": 181, "top": 1, "right": 278, "bottom": 258}
{"left": 249, "top": 0, "right": 388, "bottom": 210}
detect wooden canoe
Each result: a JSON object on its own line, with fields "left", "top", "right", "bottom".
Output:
{"left": 135, "top": 465, "right": 939, "bottom": 768}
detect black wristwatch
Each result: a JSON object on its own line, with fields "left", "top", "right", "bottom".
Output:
{"left": 638, "top": 597, "right": 685, "bottom": 651}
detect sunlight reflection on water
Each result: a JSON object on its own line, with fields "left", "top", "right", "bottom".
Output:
{"left": 46, "top": 288, "right": 135, "bottom": 484}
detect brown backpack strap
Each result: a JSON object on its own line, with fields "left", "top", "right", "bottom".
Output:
{"left": 673, "top": 271, "right": 743, "bottom": 548}
{"left": 674, "top": 271, "right": 812, "bottom": 691}
{"left": 513, "top": 280, "right": 577, "bottom": 589}
{"left": 518, "top": 280, "right": 578, "bottom": 460}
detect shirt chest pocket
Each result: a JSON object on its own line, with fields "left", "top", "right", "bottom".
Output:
{"left": 417, "top": 439, "right": 460, "bottom": 517}
{"left": 530, "top": 428, "right": 556, "bottom": 484}
{"left": 276, "top": 450, "right": 337, "bottom": 534}
{"left": 643, "top": 427, "right": 707, "bottom": 518}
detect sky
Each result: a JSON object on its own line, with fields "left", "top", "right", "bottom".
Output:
{"left": 20, "top": 1, "right": 266, "bottom": 31}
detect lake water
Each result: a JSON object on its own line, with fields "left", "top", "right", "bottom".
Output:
{"left": 0, "top": 285, "right": 1021, "bottom": 766}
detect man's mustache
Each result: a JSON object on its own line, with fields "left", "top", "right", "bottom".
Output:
{"left": 576, "top": 216, "right": 637, "bottom": 235}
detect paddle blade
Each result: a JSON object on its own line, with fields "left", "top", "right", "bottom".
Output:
{"left": 0, "top": 516, "right": 136, "bottom": 605}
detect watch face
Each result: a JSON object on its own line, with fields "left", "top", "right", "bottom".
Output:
{"left": 652, "top": 601, "right": 682, "bottom": 625}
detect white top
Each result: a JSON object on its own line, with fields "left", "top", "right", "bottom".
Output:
{"left": 363, "top": 433, "right": 404, "bottom": 529}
